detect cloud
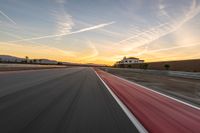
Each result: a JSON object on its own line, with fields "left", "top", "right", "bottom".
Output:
{"left": 130, "top": 46, "right": 148, "bottom": 56}
{"left": 55, "top": 13, "right": 74, "bottom": 36}
{"left": 0, "top": 31, "right": 22, "bottom": 39}
{"left": 56, "top": 0, "right": 66, "bottom": 4}
{"left": 115, "top": 0, "right": 200, "bottom": 52}
{"left": 158, "top": 0, "right": 169, "bottom": 17}
{"left": 117, "top": 23, "right": 169, "bottom": 44}
{"left": 0, "top": 10, "right": 16, "bottom": 25}
{"left": 77, "top": 40, "right": 99, "bottom": 62}
{"left": 85, "top": 41, "right": 98, "bottom": 58}
{"left": 8, "top": 21, "right": 115, "bottom": 43}
{"left": 0, "top": 30, "right": 47, "bottom": 46}
{"left": 52, "top": 0, "right": 74, "bottom": 40}
{"left": 113, "top": 22, "right": 172, "bottom": 52}
{"left": 124, "top": 34, "right": 200, "bottom": 58}
{"left": 147, "top": 42, "right": 200, "bottom": 53}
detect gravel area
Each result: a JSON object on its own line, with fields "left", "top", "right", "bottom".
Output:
{"left": 0, "top": 63, "right": 67, "bottom": 71}
{"left": 101, "top": 68, "right": 200, "bottom": 107}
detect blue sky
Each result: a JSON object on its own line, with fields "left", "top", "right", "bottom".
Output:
{"left": 0, "top": 0, "right": 200, "bottom": 64}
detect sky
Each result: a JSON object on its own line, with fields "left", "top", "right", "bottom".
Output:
{"left": 0, "top": 0, "right": 200, "bottom": 65}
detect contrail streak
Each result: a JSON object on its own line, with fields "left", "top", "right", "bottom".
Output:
{"left": 148, "top": 43, "right": 200, "bottom": 53}
{"left": 9, "top": 21, "right": 115, "bottom": 43}
{"left": 0, "top": 10, "right": 16, "bottom": 25}
{"left": 75, "top": 22, "right": 115, "bottom": 33}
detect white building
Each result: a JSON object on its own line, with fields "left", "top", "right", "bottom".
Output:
{"left": 116, "top": 57, "right": 144, "bottom": 65}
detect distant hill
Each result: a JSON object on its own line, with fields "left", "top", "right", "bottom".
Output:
{"left": 0, "top": 55, "right": 106, "bottom": 66}
{"left": 0, "top": 55, "right": 58, "bottom": 64}
{"left": 0, "top": 55, "right": 24, "bottom": 62}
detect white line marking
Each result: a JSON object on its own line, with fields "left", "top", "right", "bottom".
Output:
{"left": 93, "top": 69, "right": 148, "bottom": 133}
{"left": 111, "top": 73, "right": 200, "bottom": 110}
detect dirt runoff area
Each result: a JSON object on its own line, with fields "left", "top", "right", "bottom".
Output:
{"left": 0, "top": 63, "right": 67, "bottom": 71}
{"left": 101, "top": 68, "right": 200, "bottom": 107}
{"left": 0, "top": 67, "right": 66, "bottom": 71}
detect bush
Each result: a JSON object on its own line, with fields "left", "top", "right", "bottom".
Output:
{"left": 119, "top": 64, "right": 125, "bottom": 68}
{"left": 164, "top": 64, "right": 170, "bottom": 70}
{"left": 140, "top": 63, "right": 148, "bottom": 69}
{"left": 57, "top": 62, "right": 63, "bottom": 65}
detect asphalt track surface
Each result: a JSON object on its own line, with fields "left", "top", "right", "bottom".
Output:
{"left": 0, "top": 67, "right": 138, "bottom": 133}
{"left": 96, "top": 69, "right": 200, "bottom": 133}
